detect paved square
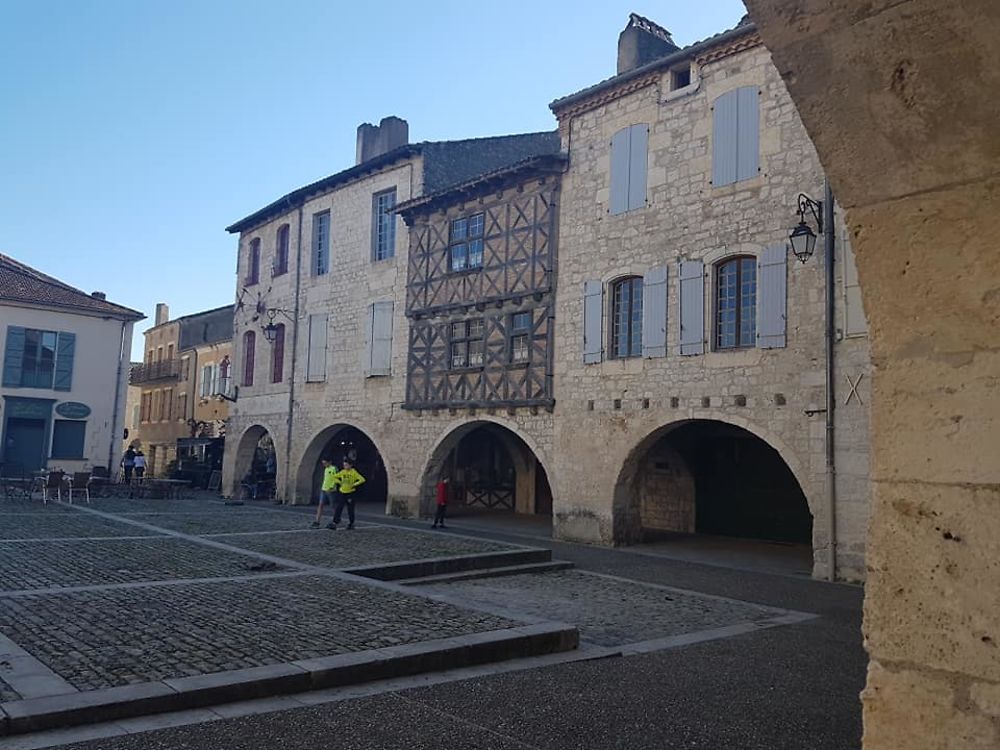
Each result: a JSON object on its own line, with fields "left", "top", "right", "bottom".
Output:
{"left": 0, "top": 514, "right": 150, "bottom": 541}
{"left": 111, "top": 511, "right": 315, "bottom": 536}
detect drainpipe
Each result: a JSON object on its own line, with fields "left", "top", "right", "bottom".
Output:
{"left": 284, "top": 202, "right": 304, "bottom": 504}
{"left": 824, "top": 178, "right": 837, "bottom": 582}
{"left": 107, "top": 319, "right": 128, "bottom": 475}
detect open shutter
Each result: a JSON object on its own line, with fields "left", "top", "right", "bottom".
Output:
{"left": 53, "top": 332, "right": 75, "bottom": 391}
{"left": 627, "top": 124, "right": 648, "bottom": 211}
{"left": 609, "top": 128, "right": 630, "bottom": 215}
{"left": 642, "top": 266, "right": 668, "bottom": 358}
{"left": 583, "top": 280, "right": 604, "bottom": 364}
{"left": 757, "top": 245, "right": 787, "bottom": 348}
{"left": 736, "top": 87, "right": 760, "bottom": 182}
{"left": 306, "top": 314, "right": 328, "bottom": 382}
{"left": 2, "top": 326, "right": 25, "bottom": 387}
{"left": 679, "top": 261, "right": 705, "bottom": 355}
{"left": 712, "top": 90, "right": 739, "bottom": 187}
{"left": 367, "top": 301, "right": 393, "bottom": 377}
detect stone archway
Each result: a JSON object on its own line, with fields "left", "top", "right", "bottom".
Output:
{"left": 420, "top": 420, "right": 554, "bottom": 523}
{"left": 295, "top": 424, "right": 388, "bottom": 507}
{"left": 614, "top": 419, "right": 814, "bottom": 553}
{"left": 231, "top": 424, "right": 277, "bottom": 497}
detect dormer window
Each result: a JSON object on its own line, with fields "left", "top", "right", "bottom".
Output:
{"left": 671, "top": 64, "right": 692, "bottom": 90}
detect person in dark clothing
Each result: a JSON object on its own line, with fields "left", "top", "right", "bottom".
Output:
{"left": 432, "top": 477, "right": 449, "bottom": 529}
{"left": 121, "top": 447, "right": 136, "bottom": 484}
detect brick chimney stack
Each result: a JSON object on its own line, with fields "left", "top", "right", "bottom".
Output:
{"left": 154, "top": 303, "right": 169, "bottom": 326}
{"left": 356, "top": 116, "right": 409, "bottom": 164}
{"left": 617, "top": 13, "right": 679, "bottom": 74}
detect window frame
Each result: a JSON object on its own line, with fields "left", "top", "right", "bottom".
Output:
{"left": 274, "top": 224, "right": 290, "bottom": 276}
{"left": 242, "top": 331, "right": 256, "bottom": 387}
{"left": 246, "top": 238, "right": 261, "bottom": 286}
{"left": 271, "top": 323, "right": 285, "bottom": 383}
{"left": 371, "top": 188, "right": 397, "bottom": 262}
{"left": 448, "top": 212, "right": 485, "bottom": 274}
{"left": 50, "top": 419, "right": 86, "bottom": 459}
{"left": 312, "top": 210, "right": 331, "bottom": 276}
{"left": 18, "top": 328, "right": 59, "bottom": 388}
{"left": 609, "top": 276, "right": 644, "bottom": 359}
{"left": 508, "top": 311, "right": 533, "bottom": 364}
{"left": 714, "top": 255, "right": 758, "bottom": 350}
{"left": 449, "top": 318, "right": 485, "bottom": 370}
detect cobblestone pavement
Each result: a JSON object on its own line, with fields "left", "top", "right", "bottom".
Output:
{"left": 421, "top": 570, "right": 788, "bottom": 646}
{"left": 111, "top": 511, "right": 318, "bottom": 536}
{"left": 0, "top": 514, "right": 148, "bottom": 540}
{"left": 0, "top": 538, "right": 278, "bottom": 591}
{"left": 218, "top": 528, "right": 515, "bottom": 569}
{"left": 0, "top": 574, "right": 515, "bottom": 691}
{"left": 0, "top": 675, "right": 19, "bottom": 702}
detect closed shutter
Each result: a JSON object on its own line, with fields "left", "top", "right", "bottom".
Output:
{"left": 842, "top": 234, "right": 867, "bottom": 336}
{"left": 367, "top": 301, "right": 393, "bottom": 377}
{"left": 712, "top": 90, "right": 739, "bottom": 186}
{"left": 53, "top": 332, "right": 75, "bottom": 391}
{"left": 627, "top": 124, "right": 649, "bottom": 211}
{"left": 757, "top": 245, "right": 787, "bottom": 349}
{"left": 736, "top": 87, "right": 760, "bottom": 182}
{"left": 642, "top": 265, "right": 668, "bottom": 358}
{"left": 583, "top": 280, "right": 604, "bottom": 364}
{"left": 2, "top": 326, "right": 25, "bottom": 387}
{"left": 679, "top": 261, "right": 705, "bottom": 355}
{"left": 609, "top": 128, "right": 630, "bottom": 215}
{"left": 272, "top": 325, "right": 285, "bottom": 383}
{"left": 306, "top": 314, "right": 328, "bottom": 382}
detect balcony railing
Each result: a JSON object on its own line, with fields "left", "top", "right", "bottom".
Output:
{"left": 130, "top": 359, "right": 183, "bottom": 384}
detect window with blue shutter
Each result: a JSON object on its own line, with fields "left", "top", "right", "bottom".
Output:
{"left": 3, "top": 326, "right": 26, "bottom": 387}
{"left": 679, "top": 261, "right": 705, "bottom": 355}
{"left": 53, "top": 332, "right": 75, "bottom": 391}
{"left": 583, "top": 280, "right": 604, "bottom": 363}
{"left": 3, "top": 327, "right": 74, "bottom": 389}
{"left": 609, "top": 124, "right": 649, "bottom": 215}
{"left": 366, "top": 301, "right": 393, "bottom": 377}
{"left": 757, "top": 245, "right": 787, "bottom": 349}
{"left": 51, "top": 420, "right": 86, "bottom": 459}
{"left": 712, "top": 87, "right": 760, "bottom": 187}
{"left": 642, "top": 266, "right": 668, "bottom": 358}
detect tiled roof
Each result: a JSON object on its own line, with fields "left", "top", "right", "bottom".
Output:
{"left": 549, "top": 18, "right": 756, "bottom": 114}
{"left": 0, "top": 253, "right": 144, "bottom": 320}
{"left": 225, "top": 131, "right": 561, "bottom": 235}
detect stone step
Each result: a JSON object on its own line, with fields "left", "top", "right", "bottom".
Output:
{"left": 395, "top": 560, "right": 575, "bottom": 586}
{"left": 343, "top": 548, "right": 552, "bottom": 581}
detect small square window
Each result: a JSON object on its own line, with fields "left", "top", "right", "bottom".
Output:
{"left": 511, "top": 335, "right": 530, "bottom": 363}
{"left": 671, "top": 65, "right": 692, "bottom": 90}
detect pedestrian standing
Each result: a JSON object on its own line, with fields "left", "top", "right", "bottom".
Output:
{"left": 133, "top": 450, "right": 146, "bottom": 481}
{"left": 432, "top": 477, "right": 449, "bottom": 529}
{"left": 121, "top": 447, "right": 136, "bottom": 484}
{"left": 327, "top": 458, "right": 365, "bottom": 530}
{"left": 310, "top": 458, "right": 337, "bottom": 528}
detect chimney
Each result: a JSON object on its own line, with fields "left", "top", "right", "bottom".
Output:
{"left": 155, "top": 303, "right": 170, "bottom": 326}
{"left": 91, "top": 291, "right": 106, "bottom": 300}
{"left": 617, "top": 13, "right": 679, "bottom": 75}
{"left": 356, "top": 116, "right": 409, "bottom": 164}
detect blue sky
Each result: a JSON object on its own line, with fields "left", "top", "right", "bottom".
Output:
{"left": 0, "top": 0, "right": 747, "bottom": 358}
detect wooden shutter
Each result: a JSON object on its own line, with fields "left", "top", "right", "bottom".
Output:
{"left": 609, "top": 128, "right": 630, "bottom": 215}
{"left": 583, "top": 280, "right": 604, "bottom": 364}
{"left": 242, "top": 332, "right": 255, "bottom": 387}
{"left": 53, "top": 332, "right": 75, "bottom": 391}
{"left": 679, "top": 261, "right": 705, "bottom": 355}
{"left": 842, "top": 235, "right": 867, "bottom": 336}
{"left": 642, "top": 265, "right": 668, "bottom": 358}
{"left": 712, "top": 90, "right": 739, "bottom": 187}
{"left": 627, "top": 124, "right": 649, "bottom": 211}
{"left": 736, "top": 87, "right": 760, "bottom": 182}
{"left": 366, "top": 301, "right": 393, "bottom": 377}
{"left": 306, "top": 314, "right": 328, "bottom": 381}
{"left": 2, "top": 326, "right": 25, "bottom": 387}
{"left": 757, "top": 245, "right": 787, "bottom": 349}
{"left": 271, "top": 325, "right": 285, "bottom": 383}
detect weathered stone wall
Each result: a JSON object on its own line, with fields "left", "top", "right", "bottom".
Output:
{"left": 552, "top": 41, "right": 872, "bottom": 579}
{"left": 744, "top": 1, "right": 1000, "bottom": 746}
{"left": 639, "top": 442, "right": 695, "bottom": 534}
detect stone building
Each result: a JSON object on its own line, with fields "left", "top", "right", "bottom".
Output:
{"left": 547, "top": 14, "right": 872, "bottom": 580}
{"left": 0, "top": 253, "right": 143, "bottom": 476}
{"left": 222, "top": 118, "right": 561, "bottom": 511}
{"left": 130, "top": 303, "right": 233, "bottom": 476}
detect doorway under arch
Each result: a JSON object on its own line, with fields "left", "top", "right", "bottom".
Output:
{"left": 421, "top": 421, "right": 553, "bottom": 524}
{"left": 296, "top": 424, "right": 388, "bottom": 507}
{"left": 615, "top": 420, "right": 813, "bottom": 550}
{"left": 233, "top": 425, "right": 277, "bottom": 497}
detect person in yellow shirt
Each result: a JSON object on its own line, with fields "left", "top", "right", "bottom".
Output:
{"left": 327, "top": 458, "right": 365, "bottom": 530}
{"left": 310, "top": 458, "right": 338, "bottom": 528}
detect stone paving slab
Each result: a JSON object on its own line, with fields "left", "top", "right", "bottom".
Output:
{"left": 0, "top": 500, "right": 73, "bottom": 514}
{"left": 0, "top": 574, "right": 518, "bottom": 692}
{"left": 216, "top": 528, "right": 517, "bottom": 569}
{"left": 0, "top": 538, "right": 279, "bottom": 592}
{"left": 421, "top": 570, "right": 792, "bottom": 647}
{"left": 115, "top": 512, "right": 316, "bottom": 536}
{"left": 80, "top": 498, "right": 220, "bottom": 515}
{"left": 0, "top": 674, "right": 19, "bottom": 702}
{"left": 0, "top": 515, "right": 151, "bottom": 541}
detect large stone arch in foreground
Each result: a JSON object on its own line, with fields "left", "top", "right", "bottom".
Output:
{"left": 745, "top": 1, "right": 1000, "bottom": 747}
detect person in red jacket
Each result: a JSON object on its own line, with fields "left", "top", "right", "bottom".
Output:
{"left": 432, "top": 477, "right": 449, "bottom": 529}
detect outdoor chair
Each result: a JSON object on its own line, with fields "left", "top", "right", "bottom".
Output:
{"left": 41, "top": 471, "right": 65, "bottom": 504}
{"left": 68, "top": 472, "right": 92, "bottom": 504}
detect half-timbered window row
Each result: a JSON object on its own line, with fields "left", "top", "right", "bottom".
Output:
{"left": 449, "top": 212, "right": 485, "bottom": 272}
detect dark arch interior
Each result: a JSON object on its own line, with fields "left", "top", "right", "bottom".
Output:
{"left": 633, "top": 421, "right": 812, "bottom": 544}
{"left": 308, "top": 426, "right": 388, "bottom": 505}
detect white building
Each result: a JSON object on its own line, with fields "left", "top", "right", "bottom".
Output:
{"left": 0, "top": 253, "right": 144, "bottom": 476}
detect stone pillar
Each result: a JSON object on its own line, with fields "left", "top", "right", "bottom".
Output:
{"left": 744, "top": 1, "right": 1000, "bottom": 747}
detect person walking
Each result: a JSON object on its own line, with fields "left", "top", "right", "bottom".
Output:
{"left": 432, "top": 477, "right": 449, "bottom": 529}
{"left": 310, "top": 458, "right": 337, "bottom": 528}
{"left": 133, "top": 450, "right": 146, "bottom": 482}
{"left": 327, "top": 458, "right": 365, "bottom": 530}
{"left": 121, "top": 447, "right": 136, "bottom": 484}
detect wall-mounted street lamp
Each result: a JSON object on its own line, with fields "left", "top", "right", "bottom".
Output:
{"left": 789, "top": 193, "right": 823, "bottom": 263}
{"left": 260, "top": 307, "right": 293, "bottom": 343}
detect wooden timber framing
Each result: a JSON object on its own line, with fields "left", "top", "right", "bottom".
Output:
{"left": 397, "top": 162, "right": 562, "bottom": 411}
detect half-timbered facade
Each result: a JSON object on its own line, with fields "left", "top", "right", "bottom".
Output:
{"left": 399, "top": 155, "right": 564, "bottom": 410}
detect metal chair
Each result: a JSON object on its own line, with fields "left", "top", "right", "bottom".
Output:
{"left": 68, "top": 472, "right": 91, "bottom": 505}
{"left": 41, "top": 471, "right": 65, "bottom": 504}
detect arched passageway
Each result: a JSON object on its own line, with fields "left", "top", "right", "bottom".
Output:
{"left": 296, "top": 424, "right": 387, "bottom": 507}
{"left": 233, "top": 425, "right": 277, "bottom": 499}
{"left": 616, "top": 420, "right": 812, "bottom": 555}
{"left": 422, "top": 422, "right": 553, "bottom": 525}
